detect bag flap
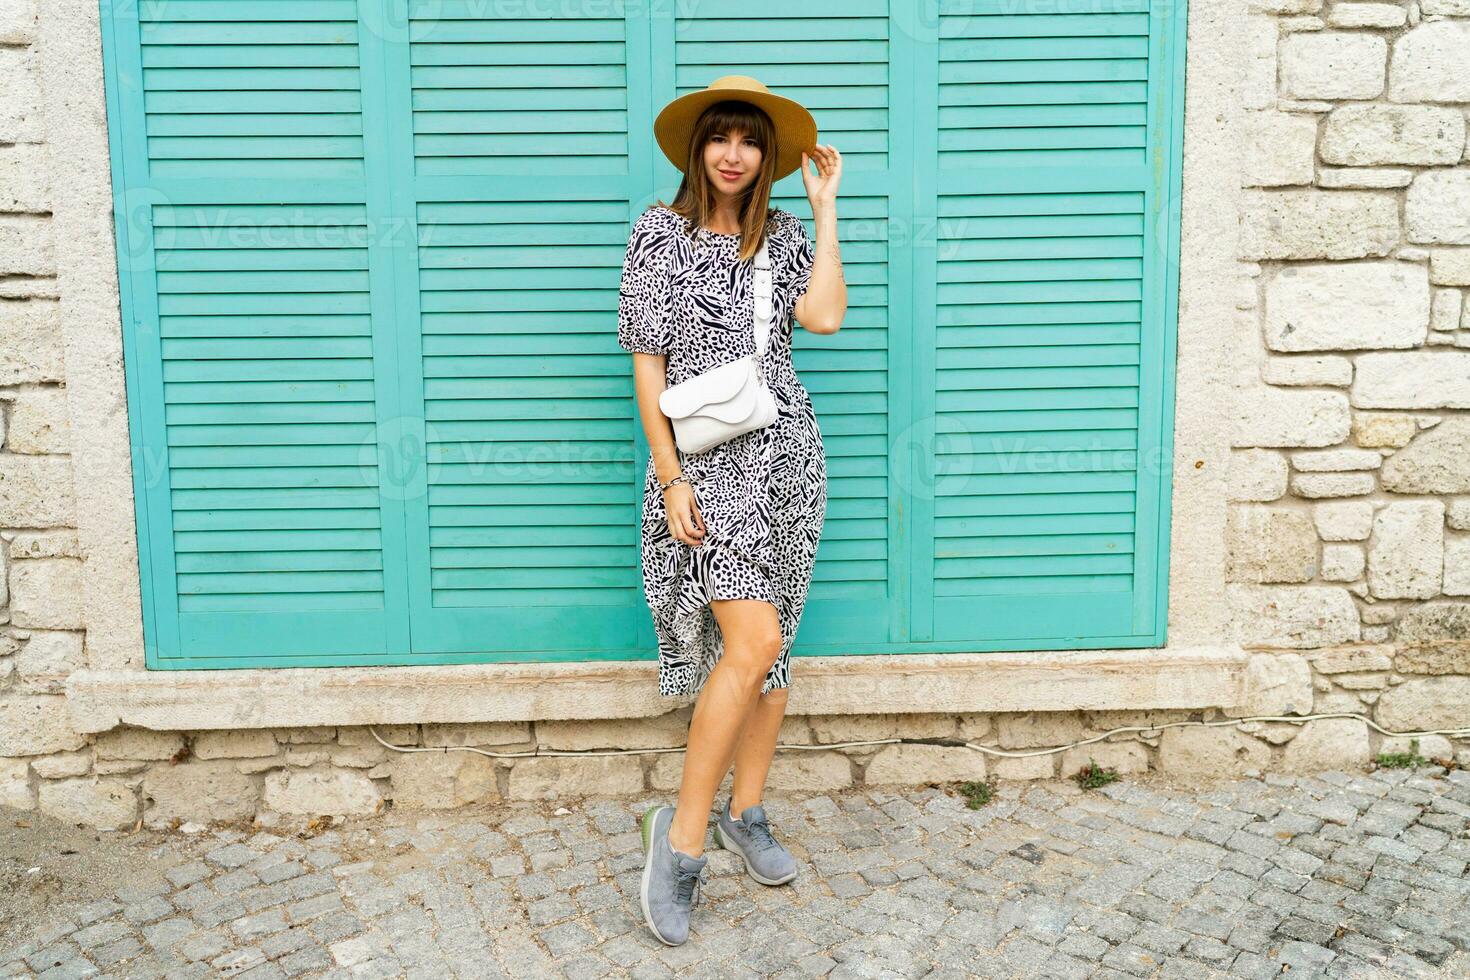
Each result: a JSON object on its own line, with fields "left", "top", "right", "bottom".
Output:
{"left": 659, "top": 356, "right": 757, "bottom": 420}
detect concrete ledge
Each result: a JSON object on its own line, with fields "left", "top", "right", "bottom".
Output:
{"left": 66, "top": 646, "right": 1250, "bottom": 733}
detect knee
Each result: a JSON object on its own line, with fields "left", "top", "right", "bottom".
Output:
{"left": 732, "top": 630, "right": 783, "bottom": 675}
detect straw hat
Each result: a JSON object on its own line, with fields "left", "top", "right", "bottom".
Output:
{"left": 653, "top": 75, "right": 818, "bottom": 182}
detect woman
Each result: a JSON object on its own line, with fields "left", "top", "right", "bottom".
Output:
{"left": 616, "top": 76, "right": 846, "bottom": 946}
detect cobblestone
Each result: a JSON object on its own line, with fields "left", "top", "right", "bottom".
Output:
{"left": 4, "top": 768, "right": 1470, "bottom": 977}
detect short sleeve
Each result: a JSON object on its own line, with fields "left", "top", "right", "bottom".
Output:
{"left": 617, "top": 209, "right": 677, "bottom": 355}
{"left": 782, "top": 210, "right": 815, "bottom": 303}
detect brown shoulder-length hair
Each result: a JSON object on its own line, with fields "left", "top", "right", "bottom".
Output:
{"left": 655, "top": 100, "right": 777, "bottom": 263}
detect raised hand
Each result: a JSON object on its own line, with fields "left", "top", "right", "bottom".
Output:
{"left": 800, "top": 145, "right": 842, "bottom": 213}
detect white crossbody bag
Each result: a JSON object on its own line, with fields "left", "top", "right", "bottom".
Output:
{"left": 657, "top": 236, "right": 779, "bottom": 455}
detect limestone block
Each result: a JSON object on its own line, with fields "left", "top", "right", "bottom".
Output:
{"left": 0, "top": 759, "right": 33, "bottom": 810}
{"left": 421, "top": 722, "right": 531, "bottom": 748}
{"left": 1232, "top": 387, "right": 1350, "bottom": 448}
{"left": 337, "top": 725, "right": 418, "bottom": 748}
{"left": 1352, "top": 353, "right": 1470, "bottom": 410}
{"left": 1352, "top": 413, "right": 1418, "bottom": 448}
{"left": 1421, "top": 0, "right": 1470, "bottom": 12}
{"left": 1380, "top": 417, "right": 1470, "bottom": 492}
{"left": 142, "top": 761, "right": 260, "bottom": 828}
{"left": 263, "top": 768, "right": 383, "bottom": 815}
{"left": 991, "top": 754, "right": 1057, "bottom": 781}
{"left": 1445, "top": 535, "right": 1470, "bottom": 596}
{"left": 1226, "top": 506, "right": 1318, "bottom": 583}
{"left": 1325, "top": 2, "right": 1406, "bottom": 27}
{"left": 0, "top": 695, "right": 86, "bottom": 755}
{"left": 8, "top": 558, "right": 83, "bottom": 629}
{"left": 12, "top": 630, "right": 83, "bottom": 693}
{"left": 1388, "top": 21, "right": 1470, "bottom": 103}
{"left": 1308, "top": 645, "right": 1395, "bottom": 673}
{"left": 38, "top": 777, "right": 139, "bottom": 831}
{"left": 807, "top": 712, "right": 956, "bottom": 744}
{"left": 1227, "top": 584, "right": 1362, "bottom": 648}
{"left": 995, "top": 712, "right": 1094, "bottom": 750}
{"left": 763, "top": 752, "right": 853, "bottom": 792}
{"left": 5, "top": 386, "right": 70, "bottom": 454}
{"left": 1059, "top": 742, "right": 1148, "bottom": 779}
{"left": 1242, "top": 111, "right": 1318, "bottom": 186}
{"left": 1291, "top": 449, "right": 1382, "bottom": 472}
{"left": 1280, "top": 718, "right": 1371, "bottom": 772}
{"left": 1395, "top": 601, "right": 1470, "bottom": 673}
{"left": 1321, "top": 544, "right": 1366, "bottom": 582}
{"left": 31, "top": 750, "right": 90, "bottom": 779}
{"left": 1367, "top": 501, "right": 1445, "bottom": 599}
{"left": 0, "top": 46, "right": 44, "bottom": 143}
{"left": 504, "top": 755, "right": 642, "bottom": 800}
{"left": 1158, "top": 727, "right": 1272, "bottom": 775}
{"left": 1379, "top": 734, "right": 1453, "bottom": 759}
{"left": 1240, "top": 190, "right": 1398, "bottom": 261}
{"left": 1263, "top": 262, "right": 1429, "bottom": 351}
{"left": 865, "top": 744, "right": 986, "bottom": 785}
{"left": 1262, "top": 356, "right": 1352, "bottom": 387}
{"left": 1289, "top": 473, "right": 1376, "bottom": 498}
{"left": 94, "top": 727, "right": 185, "bottom": 762}
{"left": 1230, "top": 449, "right": 1289, "bottom": 501}
{"left": 0, "top": 300, "right": 63, "bottom": 386}
{"left": 1280, "top": 33, "right": 1386, "bottom": 100}
{"left": 0, "top": 454, "right": 74, "bottom": 528}
{"left": 1432, "top": 290, "right": 1465, "bottom": 334}
{"left": 387, "top": 752, "right": 497, "bottom": 810}
{"left": 1430, "top": 250, "right": 1470, "bottom": 287}
{"left": 536, "top": 711, "right": 689, "bottom": 751}
{"left": 191, "top": 729, "right": 281, "bottom": 760}
{"left": 1320, "top": 105, "right": 1465, "bottom": 166}
{"left": 1314, "top": 501, "right": 1375, "bottom": 541}
{"left": 1376, "top": 677, "right": 1470, "bottom": 730}
{"left": 1224, "top": 653, "right": 1314, "bottom": 718}
{"left": 1318, "top": 168, "right": 1414, "bottom": 190}
{"left": 1407, "top": 171, "right": 1470, "bottom": 245}
{"left": 1449, "top": 499, "right": 1470, "bottom": 530}
{"left": 0, "top": 143, "right": 50, "bottom": 212}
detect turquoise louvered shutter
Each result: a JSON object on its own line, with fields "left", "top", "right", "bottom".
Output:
{"left": 103, "top": 1, "right": 1185, "bottom": 670}
{"left": 388, "top": 4, "right": 650, "bottom": 657}
{"left": 914, "top": 0, "right": 1183, "bottom": 646}
{"left": 101, "top": 1, "right": 412, "bottom": 665}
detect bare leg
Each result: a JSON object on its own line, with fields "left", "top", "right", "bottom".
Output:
{"left": 726, "top": 686, "right": 788, "bottom": 817}
{"left": 666, "top": 598, "right": 782, "bottom": 858}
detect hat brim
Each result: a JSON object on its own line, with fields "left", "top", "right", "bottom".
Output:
{"left": 654, "top": 89, "right": 818, "bottom": 183}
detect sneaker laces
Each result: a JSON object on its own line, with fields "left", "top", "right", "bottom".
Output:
{"left": 673, "top": 861, "right": 708, "bottom": 908}
{"left": 744, "top": 815, "right": 780, "bottom": 854}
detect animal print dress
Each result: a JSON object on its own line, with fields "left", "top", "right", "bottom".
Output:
{"left": 617, "top": 205, "right": 827, "bottom": 698}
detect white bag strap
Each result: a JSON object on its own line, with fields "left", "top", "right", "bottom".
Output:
{"left": 753, "top": 235, "right": 773, "bottom": 358}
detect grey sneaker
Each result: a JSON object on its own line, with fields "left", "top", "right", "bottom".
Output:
{"left": 639, "top": 804, "right": 709, "bottom": 945}
{"left": 713, "top": 797, "right": 798, "bottom": 886}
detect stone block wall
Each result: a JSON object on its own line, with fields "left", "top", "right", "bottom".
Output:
{"left": 2, "top": 2, "right": 1470, "bottom": 829}
{"left": 1225, "top": 1, "right": 1470, "bottom": 766}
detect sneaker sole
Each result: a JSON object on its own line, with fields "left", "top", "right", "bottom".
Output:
{"left": 639, "top": 805, "right": 683, "bottom": 946}
{"left": 712, "top": 821, "right": 798, "bottom": 886}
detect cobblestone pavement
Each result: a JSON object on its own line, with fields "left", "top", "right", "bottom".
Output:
{"left": 3, "top": 767, "right": 1469, "bottom": 979}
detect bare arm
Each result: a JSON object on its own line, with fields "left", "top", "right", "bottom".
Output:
{"left": 630, "top": 353, "right": 705, "bottom": 547}
{"left": 794, "top": 206, "right": 846, "bottom": 334}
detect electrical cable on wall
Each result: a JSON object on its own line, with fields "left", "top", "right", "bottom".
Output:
{"left": 367, "top": 712, "right": 1470, "bottom": 762}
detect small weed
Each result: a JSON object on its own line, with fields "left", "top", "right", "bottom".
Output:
{"left": 956, "top": 776, "right": 998, "bottom": 809}
{"left": 1074, "top": 759, "right": 1120, "bottom": 790}
{"left": 1376, "top": 738, "right": 1428, "bottom": 770}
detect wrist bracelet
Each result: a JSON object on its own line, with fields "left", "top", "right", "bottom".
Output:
{"left": 659, "top": 474, "right": 690, "bottom": 492}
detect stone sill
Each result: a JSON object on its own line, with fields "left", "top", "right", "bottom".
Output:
{"left": 65, "top": 647, "right": 1250, "bottom": 734}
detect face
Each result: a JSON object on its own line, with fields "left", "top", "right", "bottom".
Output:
{"left": 702, "top": 128, "right": 762, "bottom": 197}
